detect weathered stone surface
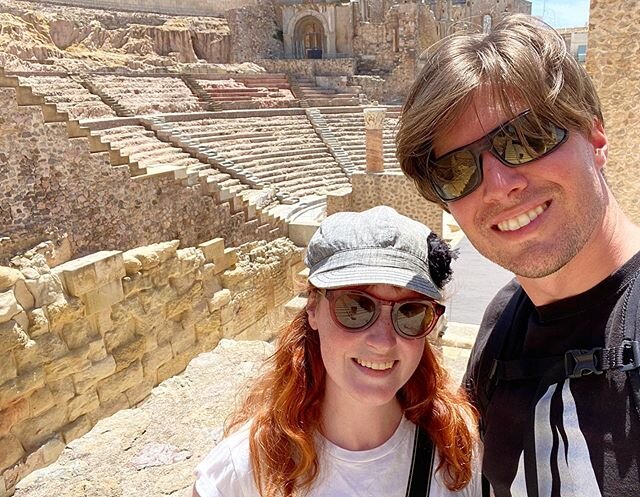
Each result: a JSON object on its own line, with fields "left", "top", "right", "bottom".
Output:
{"left": 13, "top": 280, "right": 34, "bottom": 312}
{"left": 46, "top": 295, "right": 85, "bottom": 334}
{"left": 207, "top": 289, "right": 231, "bottom": 312}
{"left": 111, "top": 336, "right": 147, "bottom": 372}
{"left": 122, "top": 254, "right": 143, "bottom": 275}
{"left": 0, "top": 320, "right": 30, "bottom": 355}
{"left": 42, "top": 346, "right": 91, "bottom": 382}
{"left": 23, "top": 274, "right": 63, "bottom": 308}
{"left": 81, "top": 280, "right": 124, "bottom": 316}
{"left": 13, "top": 340, "right": 272, "bottom": 497}
{"left": 0, "top": 267, "right": 24, "bottom": 292}
{"left": 54, "top": 251, "right": 124, "bottom": 298}
{"left": 0, "top": 398, "right": 29, "bottom": 436}
{"left": 96, "top": 360, "right": 143, "bottom": 404}
{"left": 11, "top": 404, "right": 67, "bottom": 452}
{"left": 0, "top": 352, "right": 18, "bottom": 386}
{"left": 28, "top": 387, "right": 55, "bottom": 418}
{"left": 0, "top": 290, "right": 20, "bottom": 324}
{"left": 124, "top": 241, "right": 180, "bottom": 271}
{"left": 67, "top": 391, "right": 100, "bottom": 422}
{"left": 0, "top": 433, "right": 25, "bottom": 470}
{"left": 72, "top": 355, "right": 117, "bottom": 395}
{"left": 198, "top": 238, "right": 224, "bottom": 263}
{"left": 14, "top": 333, "right": 68, "bottom": 375}
{"left": 26, "top": 309, "right": 49, "bottom": 338}
{"left": 61, "top": 415, "right": 92, "bottom": 444}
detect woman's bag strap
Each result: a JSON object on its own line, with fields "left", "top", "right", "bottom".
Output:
{"left": 406, "top": 426, "right": 435, "bottom": 497}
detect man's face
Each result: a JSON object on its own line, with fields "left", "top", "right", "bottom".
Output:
{"left": 433, "top": 96, "right": 609, "bottom": 278}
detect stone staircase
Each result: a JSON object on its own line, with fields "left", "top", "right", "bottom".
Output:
{"left": 291, "top": 76, "right": 361, "bottom": 107}
{"left": 70, "top": 74, "right": 134, "bottom": 117}
{"left": 181, "top": 75, "right": 222, "bottom": 112}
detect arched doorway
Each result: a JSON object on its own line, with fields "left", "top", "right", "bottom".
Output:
{"left": 294, "top": 16, "right": 325, "bottom": 59}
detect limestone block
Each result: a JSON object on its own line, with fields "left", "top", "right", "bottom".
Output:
{"left": 81, "top": 280, "right": 124, "bottom": 317}
{"left": 11, "top": 403, "right": 66, "bottom": 452}
{"left": 67, "top": 391, "right": 100, "bottom": 422}
{"left": 26, "top": 309, "right": 49, "bottom": 339}
{"left": 0, "top": 368, "right": 45, "bottom": 408}
{"left": 220, "top": 266, "right": 250, "bottom": 287}
{"left": 123, "top": 254, "right": 143, "bottom": 275}
{"left": 146, "top": 258, "right": 182, "bottom": 288}
{"left": 61, "top": 319, "right": 98, "bottom": 350}
{"left": 13, "top": 280, "right": 34, "bottom": 312}
{"left": 0, "top": 352, "right": 17, "bottom": 385}
{"left": 201, "top": 265, "right": 222, "bottom": 298}
{"left": 46, "top": 295, "right": 85, "bottom": 334}
{"left": 0, "top": 267, "right": 24, "bottom": 292}
{"left": 111, "top": 336, "right": 147, "bottom": 372}
{"left": 0, "top": 320, "right": 30, "bottom": 355}
{"left": 198, "top": 238, "right": 225, "bottom": 263}
{"left": 0, "top": 290, "right": 20, "bottom": 324}
{"left": 124, "top": 376, "right": 155, "bottom": 407}
{"left": 137, "top": 284, "right": 177, "bottom": 313}
{"left": 216, "top": 248, "right": 238, "bottom": 274}
{"left": 2, "top": 434, "right": 64, "bottom": 490}
{"left": 61, "top": 415, "right": 92, "bottom": 444}
{"left": 23, "top": 273, "right": 63, "bottom": 308}
{"left": 104, "top": 321, "right": 136, "bottom": 354}
{"left": 72, "top": 355, "right": 116, "bottom": 395}
{"left": 28, "top": 387, "right": 54, "bottom": 418}
{"left": 176, "top": 247, "right": 206, "bottom": 275}
{"left": 89, "top": 310, "right": 113, "bottom": 337}
{"left": 96, "top": 360, "right": 143, "bottom": 404}
{"left": 43, "top": 346, "right": 91, "bottom": 382}
{"left": 141, "top": 343, "right": 173, "bottom": 379}
{"left": 54, "top": 251, "right": 124, "bottom": 298}
{"left": 0, "top": 398, "right": 28, "bottom": 436}
{"left": 156, "top": 353, "right": 191, "bottom": 384}
{"left": 170, "top": 326, "right": 196, "bottom": 357}
{"left": 165, "top": 281, "right": 203, "bottom": 320}
{"left": 194, "top": 312, "right": 222, "bottom": 352}
{"left": 87, "top": 338, "right": 108, "bottom": 362}
{"left": 124, "top": 240, "right": 180, "bottom": 271}
{"left": 14, "top": 333, "right": 68, "bottom": 375}
{"left": 207, "top": 289, "right": 231, "bottom": 312}
{"left": 87, "top": 393, "right": 129, "bottom": 426}
{"left": 122, "top": 272, "right": 153, "bottom": 298}
{"left": 0, "top": 433, "right": 25, "bottom": 471}
{"left": 47, "top": 376, "right": 75, "bottom": 404}
{"left": 170, "top": 272, "right": 198, "bottom": 295}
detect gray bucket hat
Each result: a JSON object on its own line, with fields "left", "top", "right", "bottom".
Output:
{"left": 305, "top": 206, "right": 442, "bottom": 300}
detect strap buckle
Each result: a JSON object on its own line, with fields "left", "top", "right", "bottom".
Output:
{"left": 620, "top": 340, "right": 640, "bottom": 372}
{"left": 564, "top": 348, "right": 604, "bottom": 379}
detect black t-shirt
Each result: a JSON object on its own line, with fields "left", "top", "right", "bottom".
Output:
{"left": 464, "top": 251, "right": 640, "bottom": 497}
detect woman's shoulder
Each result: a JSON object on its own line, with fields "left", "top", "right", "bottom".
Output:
{"left": 194, "top": 423, "right": 256, "bottom": 497}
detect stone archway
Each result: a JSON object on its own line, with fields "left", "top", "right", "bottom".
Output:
{"left": 294, "top": 15, "right": 325, "bottom": 58}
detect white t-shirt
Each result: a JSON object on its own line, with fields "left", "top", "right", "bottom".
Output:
{"left": 194, "top": 417, "right": 482, "bottom": 497}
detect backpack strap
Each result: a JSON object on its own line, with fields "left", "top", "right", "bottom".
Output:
{"left": 619, "top": 271, "right": 640, "bottom": 419}
{"left": 405, "top": 426, "right": 435, "bottom": 497}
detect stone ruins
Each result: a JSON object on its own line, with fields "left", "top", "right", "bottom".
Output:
{"left": 0, "top": 0, "right": 637, "bottom": 495}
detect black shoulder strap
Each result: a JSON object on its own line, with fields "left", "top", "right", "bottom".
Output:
{"left": 476, "top": 285, "right": 528, "bottom": 419}
{"left": 620, "top": 271, "right": 640, "bottom": 419}
{"left": 406, "top": 426, "right": 435, "bottom": 497}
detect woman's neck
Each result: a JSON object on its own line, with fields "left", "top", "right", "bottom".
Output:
{"left": 319, "top": 387, "right": 404, "bottom": 451}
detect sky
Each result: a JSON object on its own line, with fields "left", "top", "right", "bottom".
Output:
{"left": 530, "top": 0, "right": 590, "bottom": 28}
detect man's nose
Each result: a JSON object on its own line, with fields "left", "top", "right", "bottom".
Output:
{"left": 480, "top": 152, "right": 528, "bottom": 203}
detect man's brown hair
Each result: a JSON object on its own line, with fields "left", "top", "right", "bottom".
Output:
{"left": 396, "top": 14, "right": 603, "bottom": 209}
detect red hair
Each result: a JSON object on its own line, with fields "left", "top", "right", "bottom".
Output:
{"left": 226, "top": 303, "right": 477, "bottom": 496}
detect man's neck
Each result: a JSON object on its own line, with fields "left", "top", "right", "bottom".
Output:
{"left": 518, "top": 205, "right": 640, "bottom": 306}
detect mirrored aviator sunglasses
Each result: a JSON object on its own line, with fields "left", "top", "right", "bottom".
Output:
{"left": 427, "top": 110, "right": 569, "bottom": 202}
{"left": 318, "top": 289, "right": 445, "bottom": 339}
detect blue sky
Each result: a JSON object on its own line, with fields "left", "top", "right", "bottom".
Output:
{"left": 530, "top": 0, "right": 590, "bottom": 28}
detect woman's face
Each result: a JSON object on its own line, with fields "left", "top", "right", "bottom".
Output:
{"left": 307, "top": 284, "right": 427, "bottom": 412}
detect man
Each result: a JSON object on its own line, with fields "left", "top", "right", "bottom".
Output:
{"left": 396, "top": 14, "right": 640, "bottom": 497}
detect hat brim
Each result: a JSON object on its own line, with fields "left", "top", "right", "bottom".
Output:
{"left": 308, "top": 265, "right": 442, "bottom": 301}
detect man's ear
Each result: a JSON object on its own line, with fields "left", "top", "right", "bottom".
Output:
{"left": 306, "top": 291, "right": 319, "bottom": 331}
{"left": 590, "top": 119, "right": 608, "bottom": 170}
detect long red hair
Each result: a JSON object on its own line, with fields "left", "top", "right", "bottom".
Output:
{"left": 226, "top": 300, "right": 477, "bottom": 496}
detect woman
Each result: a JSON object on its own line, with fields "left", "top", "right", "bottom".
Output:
{"left": 194, "top": 205, "right": 481, "bottom": 497}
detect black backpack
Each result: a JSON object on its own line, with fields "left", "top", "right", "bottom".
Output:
{"left": 474, "top": 271, "right": 640, "bottom": 496}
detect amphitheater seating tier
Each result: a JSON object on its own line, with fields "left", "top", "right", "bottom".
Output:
{"left": 88, "top": 76, "right": 203, "bottom": 115}
{"left": 196, "top": 74, "right": 297, "bottom": 110}
{"left": 171, "top": 114, "right": 351, "bottom": 197}
{"left": 17, "top": 75, "right": 116, "bottom": 120}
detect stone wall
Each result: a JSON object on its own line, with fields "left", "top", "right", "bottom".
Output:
{"left": 0, "top": 84, "right": 282, "bottom": 266}
{"left": 326, "top": 172, "right": 443, "bottom": 236}
{"left": 34, "top": 0, "right": 258, "bottom": 16}
{"left": 227, "top": 4, "right": 284, "bottom": 62}
{"left": 255, "top": 58, "right": 357, "bottom": 77}
{"left": 0, "top": 236, "right": 304, "bottom": 495}
{"left": 587, "top": 0, "right": 640, "bottom": 223}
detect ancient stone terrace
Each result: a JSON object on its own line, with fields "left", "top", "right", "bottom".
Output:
{"left": 87, "top": 75, "right": 203, "bottom": 115}
{"left": 321, "top": 108, "right": 402, "bottom": 172}
{"left": 15, "top": 74, "right": 116, "bottom": 121}
{"left": 193, "top": 73, "right": 297, "bottom": 110}
{"left": 292, "top": 76, "right": 362, "bottom": 107}
{"left": 167, "top": 110, "right": 351, "bottom": 200}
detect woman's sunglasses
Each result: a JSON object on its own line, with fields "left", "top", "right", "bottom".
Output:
{"left": 317, "top": 289, "right": 445, "bottom": 339}
{"left": 427, "top": 110, "right": 569, "bottom": 202}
